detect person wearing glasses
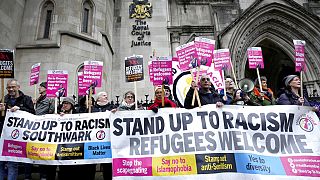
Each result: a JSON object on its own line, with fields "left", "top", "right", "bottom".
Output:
{"left": 184, "top": 74, "right": 224, "bottom": 109}
{"left": 118, "top": 91, "right": 138, "bottom": 111}
{"left": 0, "top": 79, "right": 35, "bottom": 180}
{"left": 219, "top": 76, "right": 235, "bottom": 105}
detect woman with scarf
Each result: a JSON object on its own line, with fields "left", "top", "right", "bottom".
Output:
{"left": 148, "top": 86, "right": 176, "bottom": 113}
{"left": 118, "top": 91, "right": 138, "bottom": 111}
{"left": 250, "top": 76, "right": 275, "bottom": 106}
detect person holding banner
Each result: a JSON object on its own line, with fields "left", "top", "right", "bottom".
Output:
{"left": 58, "top": 97, "right": 96, "bottom": 180}
{"left": 184, "top": 74, "right": 223, "bottom": 109}
{"left": 92, "top": 91, "right": 116, "bottom": 180}
{"left": 250, "top": 76, "right": 276, "bottom": 106}
{"left": 32, "top": 82, "right": 56, "bottom": 180}
{"left": 219, "top": 76, "right": 235, "bottom": 105}
{"left": 0, "top": 79, "right": 35, "bottom": 180}
{"left": 277, "top": 75, "right": 310, "bottom": 106}
{"left": 148, "top": 86, "right": 177, "bottom": 113}
{"left": 118, "top": 91, "right": 139, "bottom": 111}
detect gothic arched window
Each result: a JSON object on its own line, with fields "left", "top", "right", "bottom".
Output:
{"left": 81, "top": 0, "right": 94, "bottom": 34}
{"left": 38, "top": 1, "right": 54, "bottom": 39}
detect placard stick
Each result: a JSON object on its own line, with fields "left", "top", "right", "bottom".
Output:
{"left": 134, "top": 81, "right": 138, "bottom": 110}
{"left": 192, "top": 67, "right": 200, "bottom": 106}
{"left": 161, "top": 84, "right": 165, "bottom": 107}
{"left": 195, "top": 86, "right": 201, "bottom": 108}
{"left": 300, "top": 72, "right": 304, "bottom": 106}
{"left": 1, "top": 79, "right": 4, "bottom": 116}
{"left": 256, "top": 67, "right": 264, "bottom": 100}
{"left": 34, "top": 84, "right": 37, "bottom": 100}
{"left": 230, "top": 60, "right": 238, "bottom": 89}
{"left": 222, "top": 70, "right": 226, "bottom": 97}
{"left": 86, "top": 95, "right": 89, "bottom": 109}
{"left": 54, "top": 97, "right": 58, "bottom": 114}
{"left": 88, "top": 86, "right": 92, "bottom": 113}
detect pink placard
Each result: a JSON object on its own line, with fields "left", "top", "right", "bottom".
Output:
{"left": 247, "top": 47, "right": 264, "bottom": 69}
{"left": 152, "top": 57, "right": 173, "bottom": 85}
{"left": 113, "top": 157, "right": 152, "bottom": 177}
{"left": 83, "top": 60, "right": 103, "bottom": 88}
{"left": 148, "top": 61, "right": 153, "bottom": 83}
{"left": 29, "top": 63, "right": 40, "bottom": 86}
{"left": 46, "top": 70, "right": 68, "bottom": 98}
{"left": 213, "top": 49, "right": 231, "bottom": 71}
{"left": 195, "top": 37, "right": 215, "bottom": 67}
{"left": 294, "top": 40, "right": 306, "bottom": 72}
{"left": 78, "top": 72, "right": 87, "bottom": 96}
{"left": 176, "top": 41, "right": 198, "bottom": 71}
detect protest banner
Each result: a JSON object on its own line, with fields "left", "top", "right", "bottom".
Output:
{"left": 83, "top": 60, "right": 103, "bottom": 88}
{"left": 125, "top": 55, "right": 144, "bottom": 82}
{"left": 29, "top": 63, "right": 41, "bottom": 86}
{"left": 0, "top": 111, "right": 112, "bottom": 165}
{"left": 195, "top": 37, "right": 215, "bottom": 67}
{"left": 110, "top": 104, "right": 320, "bottom": 179}
{"left": 46, "top": 70, "right": 68, "bottom": 98}
{"left": 294, "top": 40, "right": 306, "bottom": 72}
{"left": 0, "top": 49, "right": 14, "bottom": 79}
{"left": 151, "top": 57, "right": 173, "bottom": 86}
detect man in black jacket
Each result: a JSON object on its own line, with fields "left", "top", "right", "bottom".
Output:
{"left": 0, "top": 79, "right": 35, "bottom": 180}
{"left": 184, "top": 75, "right": 224, "bottom": 109}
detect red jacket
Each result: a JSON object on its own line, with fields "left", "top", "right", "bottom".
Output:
{"left": 148, "top": 97, "right": 176, "bottom": 110}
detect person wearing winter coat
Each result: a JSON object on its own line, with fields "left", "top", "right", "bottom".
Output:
{"left": 184, "top": 74, "right": 223, "bottom": 109}
{"left": 148, "top": 86, "right": 177, "bottom": 113}
{"left": 277, "top": 75, "right": 310, "bottom": 106}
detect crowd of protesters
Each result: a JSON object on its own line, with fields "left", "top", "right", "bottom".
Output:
{"left": 0, "top": 74, "right": 319, "bottom": 179}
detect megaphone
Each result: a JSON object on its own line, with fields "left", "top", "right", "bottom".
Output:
{"left": 238, "top": 78, "right": 254, "bottom": 92}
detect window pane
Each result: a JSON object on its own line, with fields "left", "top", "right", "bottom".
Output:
{"left": 43, "top": 10, "right": 52, "bottom": 38}
{"left": 82, "top": 8, "right": 89, "bottom": 33}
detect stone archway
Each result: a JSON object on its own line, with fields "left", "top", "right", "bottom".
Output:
{"left": 244, "top": 39, "right": 295, "bottom": 96}
{"left": 222, "top": 2, "right": 320, "bottom": 96}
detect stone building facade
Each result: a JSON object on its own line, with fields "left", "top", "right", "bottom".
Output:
{"left": 1, "top": 0, "right": 320, "bottom": 102}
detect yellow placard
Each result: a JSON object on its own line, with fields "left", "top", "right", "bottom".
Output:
{"left": 26, "top": 142, "right": 57, "bottom": 160}
{"left": 152, "top": 154, "right": 197, "bottom": 176}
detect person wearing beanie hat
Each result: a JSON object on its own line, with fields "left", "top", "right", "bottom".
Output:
{"left": 249, "top": 76, "right": 275, "bottom": 106}
{"left": 148, "top": 86, "right": 177, "bottom": 113}
{"left": 184, "top": 74, "right": 223, "bottom": 109}
{"left": 59, "top": 96, "right": 75, "bottom": 114}
{"left": 277, "top": 75, "right": 310, "bottom": 106}
{"left": 219, "top": 76, "right": 235, "bottom": 105}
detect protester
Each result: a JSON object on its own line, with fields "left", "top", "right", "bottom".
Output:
{"left": 118, "top": 91, "right": 138, "bottom": 111}
{"left": 232, "top": 89, "right": 260, "bottom": 106}
{"left": 163, "top": 85, "right": 177, "bottom": 106}
{"left": 220, "top": 76, "right": 235, "bottom": 104}
{"left": 184, "top": 74, "right": 223, "bottom": 109}
{"left": 0, "top": 79, "right": 35, "bottom": 180}
{"left": 58, "top": 97, "right": 96, "bottom": 180}
{"left": 32, "top": 82, "right": 56, "bottom": 180}
{"left": 148, "top": 86, "right": 177, "bottom": 113}
{"left": 250, "top": 76, "right": 275, "bottom": 106}
{"left": 277, "top": 75, "right": 310, "bottom": 106}
{"left": 76, "top": 96, "right": 95, "bottom": 113}
{"left": 92, "top": 91, "right": 116, "bottom": 180}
